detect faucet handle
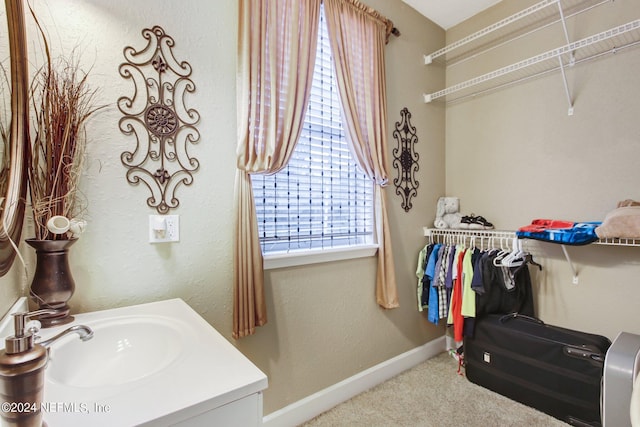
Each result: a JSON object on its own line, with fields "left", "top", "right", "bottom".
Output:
{"left": 26, "top": 319, "right": 42, "bottom": 342}
{"left": 12, "top": 309, "right": 57, "bottom": 338}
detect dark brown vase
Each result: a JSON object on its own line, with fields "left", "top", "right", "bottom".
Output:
{"left": 26, "top": 238, "right": 77, "bottom": 327}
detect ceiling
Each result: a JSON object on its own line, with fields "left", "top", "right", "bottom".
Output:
{"left": 402, "top": 0, "right": 503, "bottom": 30}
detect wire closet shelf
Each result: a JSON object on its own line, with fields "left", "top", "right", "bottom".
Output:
{"left": 423, "top": 228, "right": 640, "bottom": 247}
{"left": 422, "top": 0, "right": 640, "bottom": 107}
{"left": 424, "top": 0, "right": 611, "bottom": 66}
{"left": 424, "top": 228, "right": 640, "bottom": 284}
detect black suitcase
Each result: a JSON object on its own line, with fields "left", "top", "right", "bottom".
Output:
{"left": 463, "top": 313, "right": 611, "bottom": 427}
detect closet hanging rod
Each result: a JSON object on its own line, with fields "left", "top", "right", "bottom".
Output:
{"left": 423, "top": 228, "right": 575, "bottom": 285}
{"left": 423, "top": 228, "right": 517, "bottom": 240}
{"left": 423, "top": 19, "right": 640, "bottom": 103}
{"left": 424, "top": 228, "right": 640, "bottom": 248}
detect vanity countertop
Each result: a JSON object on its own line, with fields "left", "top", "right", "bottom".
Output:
{"left": 36, "top": 298, "right": 268, "bottom": 426}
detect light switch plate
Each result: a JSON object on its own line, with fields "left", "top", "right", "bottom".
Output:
{"left": 149, "top": 215, "right": 180, "bottom": 243}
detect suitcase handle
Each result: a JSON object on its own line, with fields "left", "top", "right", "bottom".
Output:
{"left": 499, "top": 312, "right": 545, "bottom": 325}
{"left": 564, "top": 345, "right": 606, "bottom": 363}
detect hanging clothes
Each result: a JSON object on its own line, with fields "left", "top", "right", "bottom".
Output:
{"left": 415, "top": 243, "right": 433, "bottom": 312}
{"left": 447, "top": 247, "right": 467, "bottom": 342}
{"left": 415, "top": 236, "right": 539, "bottom": 336}
{"left": 461, "top": 247, "right": 478, "bottom": 318}
{"left": 424, "top": 243, "right": 442, "bottom": 325}
{"left": 436, "top": 245, "right": 450, "bottom": 320}
{"left": 474, "top": 251, "right": 535, "bottom": 319}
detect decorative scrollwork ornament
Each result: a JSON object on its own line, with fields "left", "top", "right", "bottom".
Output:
{"left": 118, "top": 26, "right": 200, "bottom": 214}
{"left": 392, "top": 108, "right": 419, "bottom": 212}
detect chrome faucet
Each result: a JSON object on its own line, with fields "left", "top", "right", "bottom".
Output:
{"left": 38, "top": 324, "right": 94, "bottom": 348}
{"left": 5, "top": 309, "right": 94, "bottom": 350}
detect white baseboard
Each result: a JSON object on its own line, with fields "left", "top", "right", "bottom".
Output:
{"left": 263, "top": 336, "right": 446, "bottom": 427}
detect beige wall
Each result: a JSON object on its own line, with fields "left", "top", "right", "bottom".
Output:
{"left": 0, "top": 0, "right": 446, "bottom": 416}
{"left": 5, "top": 0, "right": 635, "bottom": 419}
{"left": 0, "top": 262, "right": 27, "bottom": 316}
{"left": 239, "top": 0, "right": 448, "bottom": 412}
{"left": 444, "top": 0, "right": 640, "bottom": 340}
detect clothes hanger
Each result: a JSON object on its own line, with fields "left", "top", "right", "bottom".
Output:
{"left": 502, "top": 237, "right": 526, "bottom": 267}
{"left": 525, "top": 253, "right": 543, "bottom": 270}
{"left": 513, "top": 252, "right": 543, "bottom": 275}
{"left": 498, "top": 238, "right": 516, "bottom": 266}
{"left": 492, "top": 237, "right": 511, "bottom": 266}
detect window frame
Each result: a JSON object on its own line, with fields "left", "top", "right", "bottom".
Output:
{"left": 263, "top": 243, "right": 378, "bottom": 270}
{"left": 254, "top": 5, "right": 378, "bottom": 269}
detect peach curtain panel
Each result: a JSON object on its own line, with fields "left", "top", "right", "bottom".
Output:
{"left": 234, "top": 0, "right": 321, "bottom": 338}
{"left": 234, "top": 0, "right": 397, "bottom": 338}
{"left": 323, "top": 0, "right": 399, "bottom": 308}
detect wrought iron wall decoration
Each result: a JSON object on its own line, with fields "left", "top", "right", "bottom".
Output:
{"left": 118, "top": 26, "right": 200, "bottom": 214}
{"left": 392, "top": 107, "right": 419, "bottom": 212}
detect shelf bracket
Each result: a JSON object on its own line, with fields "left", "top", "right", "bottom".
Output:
{"left": 560, "top": 244, "right": 579, "bottom": 285}
{"left": 557, "top": 1, "right": 573, "bottom": 47}
{"left": 558, "top": 57, "right": 575, "bottom": 115}
{"left": 557, "top": 1, "right": 575, "bottom": 115}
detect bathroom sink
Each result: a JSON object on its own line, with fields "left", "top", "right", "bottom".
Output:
{"left": 29, "top": 298, "right": 268, "bottom": 426}
{"left": 46, "top": 315, "right": 186, "bottom": 388}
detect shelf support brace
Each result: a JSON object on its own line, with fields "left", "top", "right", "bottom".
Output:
{"left": 556, "top": 1, "right": 575, "bottom": 115}
{"left": 558, "top": 58, "right": 574, "bottom": 115}
{"left": 560, "top": 244, "right": 579, "bottom": 285}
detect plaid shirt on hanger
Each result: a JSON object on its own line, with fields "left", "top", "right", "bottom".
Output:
{"left": 437, "top": 245, "right": 450, "bottom": 319}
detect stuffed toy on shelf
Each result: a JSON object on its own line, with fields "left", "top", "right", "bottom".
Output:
{"left": 434, "top": 196, "right": 462, "bottom": 229}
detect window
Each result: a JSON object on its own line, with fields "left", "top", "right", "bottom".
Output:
{"left": 252, "top": 6, "right": 374, "bottom": 257}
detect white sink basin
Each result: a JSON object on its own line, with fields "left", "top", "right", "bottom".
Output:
{"left": 34, "top": 298, "right": 268, "bottom": 427}
{"left": 47, "top": 315, "right": 185, "bottom": 388}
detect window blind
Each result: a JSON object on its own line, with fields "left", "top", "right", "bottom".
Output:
{"left": 252, "top": 6, "right": 374, "bottom": 255}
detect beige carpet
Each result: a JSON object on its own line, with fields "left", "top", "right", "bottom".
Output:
{"left": 301, "top": 352, "right": 570, "bottom": 427}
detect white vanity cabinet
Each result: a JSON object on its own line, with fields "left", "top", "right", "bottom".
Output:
{"left": 171, "top": 392, "right": 264, "bottom": 426}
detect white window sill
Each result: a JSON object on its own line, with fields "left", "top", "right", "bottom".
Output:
{"left": 263, "top": 244, "right": 379, "bottom": 270}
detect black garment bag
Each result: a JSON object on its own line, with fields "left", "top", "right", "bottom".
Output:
{"left": 464, "top": 313, "right": 611, "bottom": 426}
{"left": 474, "top": 252, "right": 535, "bottom": 318}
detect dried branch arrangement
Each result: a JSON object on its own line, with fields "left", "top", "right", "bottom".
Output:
{"left": 28, "top": 9, "right": 103, "bottom": 240}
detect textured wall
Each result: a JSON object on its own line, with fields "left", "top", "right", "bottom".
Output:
{"left": 0, "top": 0, "right": 446, "bottom": 416}
{"left": 444, "top": 0, "right": 640, "bottom": 340}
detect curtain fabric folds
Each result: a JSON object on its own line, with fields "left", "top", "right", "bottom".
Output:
{"left": 234, "top": 0, "right": 398, "bottom": 339}
{"left": 234, "top": 0, "right": 321, "bottom": 339}
{"left": 324, "top": 0, "right": 399, "bottom": 308}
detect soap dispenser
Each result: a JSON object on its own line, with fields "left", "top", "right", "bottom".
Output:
{"left": 0, "top": 309, "right": 56, "bottom": 427}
